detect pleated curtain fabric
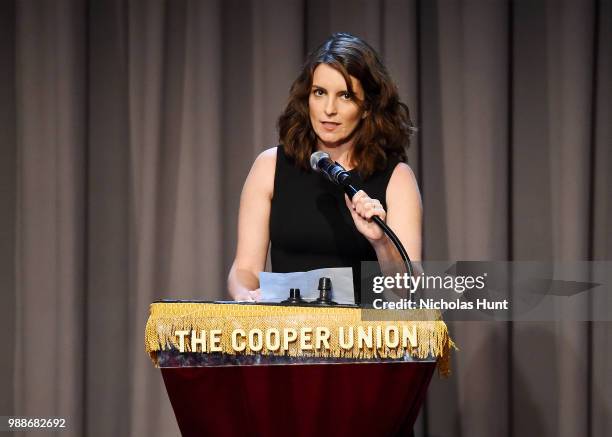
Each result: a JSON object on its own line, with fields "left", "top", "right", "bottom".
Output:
{"left": 1, "top": 0, "right": 610, "bottom": 436}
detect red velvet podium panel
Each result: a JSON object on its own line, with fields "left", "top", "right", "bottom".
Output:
{"left": 161, "top": 362, "right": 436, "bottom": 437}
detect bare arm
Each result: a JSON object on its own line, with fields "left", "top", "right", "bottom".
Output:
{"left": 345, "top": 163, "right": 423, "bottom": 273}
{"left": 227, "top": 148, "right": 277, "bottom": 300}
{"left": 378, "top": 163, "right": 422, "bottom": 265}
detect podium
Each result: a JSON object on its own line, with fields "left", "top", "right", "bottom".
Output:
{"left": 146, "top": 302, "right": 452, "bottom": 437}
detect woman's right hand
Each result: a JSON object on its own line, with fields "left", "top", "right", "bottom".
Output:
{"left": 232, "top": 288, "right": 261, "bottom": 302}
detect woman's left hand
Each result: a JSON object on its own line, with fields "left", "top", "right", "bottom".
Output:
{"left": 345, "top": 191, "right": 386, "bottom": 244}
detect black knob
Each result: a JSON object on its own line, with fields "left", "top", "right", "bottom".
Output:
{"left": 282, "top": 288, "right": 305, "bottom": 304}
{"left": 318, "top": 277, "right": 332, "bottom": 293}
{"left": 314, "top": 277, "right": 337, "bottom": 305}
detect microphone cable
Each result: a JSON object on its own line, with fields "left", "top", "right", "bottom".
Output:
{"left": 310, "top": 151, "right": 415, "bottom": 282}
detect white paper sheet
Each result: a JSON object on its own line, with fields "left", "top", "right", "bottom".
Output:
{"left": 259, "top": 267, "right": 355, "bottom": 304}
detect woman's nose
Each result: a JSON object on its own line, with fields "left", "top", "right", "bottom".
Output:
{"left": 324, "top": 97, "right": 337, "bottom": 116}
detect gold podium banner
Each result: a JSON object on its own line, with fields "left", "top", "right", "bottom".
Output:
{"left": 145, "top": 302, "right": 455, "bottom": 375}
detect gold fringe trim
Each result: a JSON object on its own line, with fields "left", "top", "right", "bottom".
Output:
{"left": 145, "top": 303, "right": 456, "bottom": 376}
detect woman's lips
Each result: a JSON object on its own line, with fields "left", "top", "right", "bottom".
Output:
{"left": 321, "top": 121, "right": 341, "bottom": 131}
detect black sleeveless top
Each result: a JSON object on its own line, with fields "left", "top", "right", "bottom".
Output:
{"left": 270, "top": 145, "right": 399, "bottom": 295}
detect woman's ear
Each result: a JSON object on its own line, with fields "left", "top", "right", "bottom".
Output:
{"left": 361, "top": 110, "right": 369, "bottom": 119}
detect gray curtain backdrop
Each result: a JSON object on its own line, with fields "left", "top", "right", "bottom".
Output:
{"left": 1, "top": 0, "right": 610, "bottom": 436}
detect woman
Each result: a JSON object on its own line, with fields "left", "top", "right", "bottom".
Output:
{"left": 228, "top": 33, "right": 422, "bottom": 302}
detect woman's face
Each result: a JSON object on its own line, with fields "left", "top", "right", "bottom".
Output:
{"left": 308, "top": 63, "right": 365, "bottom": 149}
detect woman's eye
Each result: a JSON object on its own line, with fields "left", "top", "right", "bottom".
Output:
{"left": 341, "top": 92, "right": 352, "bottom": 100}
{"left": 313, "top": 89, "right": 324, "bottom": 96}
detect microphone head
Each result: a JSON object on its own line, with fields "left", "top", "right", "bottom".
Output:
{"left": 310, "top": 151, "right": 330, "bottom": 171}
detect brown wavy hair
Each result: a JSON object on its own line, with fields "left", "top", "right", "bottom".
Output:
{"left": 277, "top": 32, "right": 415, "bottom": 178}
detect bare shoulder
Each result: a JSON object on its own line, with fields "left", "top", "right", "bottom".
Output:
{"left": 386, "top": 162, "right": 421, "bottom": 206}
{"left": 257, "top": 146, "right": 278, "bottom": 162}
{"left": 253, "top": 146, "right": 277, "bottom": 169}
{"left": 389, "top": 162, "right": 418, "bottom": 189}
{"left": 245, "top": 147, "right": 277, "bottom": 199}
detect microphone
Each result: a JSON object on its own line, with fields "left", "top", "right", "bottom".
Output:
{"left": 309, "top": 151, "right": 358, "bottom": 198}
{"left": 309, "top": 151, "right": 415, "bottom": 288}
